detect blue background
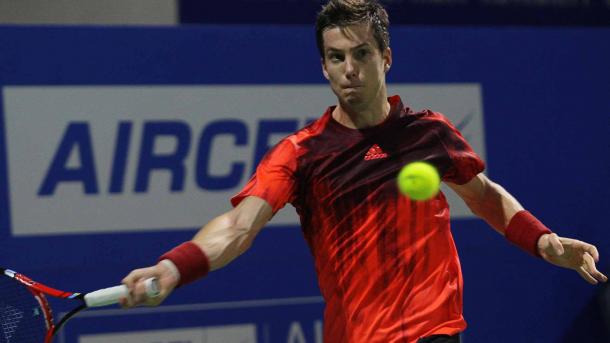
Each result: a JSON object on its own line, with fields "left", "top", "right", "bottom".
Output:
{"left": 0, "top": 25, "right": 609, "bottom": 342}
{"left": 179, "top": 0, "right": 610, "bottom": 26}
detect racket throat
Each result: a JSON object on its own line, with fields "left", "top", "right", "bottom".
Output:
{"left": 48, "top": 303, "right": 87, "bottom": 342}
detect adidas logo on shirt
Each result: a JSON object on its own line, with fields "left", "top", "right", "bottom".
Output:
{"left": 364, "top": 144, "right": 388, "bottom": 160}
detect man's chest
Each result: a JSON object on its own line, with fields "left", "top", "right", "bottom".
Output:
{"left": 295, "top": 126, "right": 448, "bottom": 205}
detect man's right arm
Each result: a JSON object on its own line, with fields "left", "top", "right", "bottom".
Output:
{"left": 193, "top": 196, "right": 273, "bottom": 271}
{"left": 121, "top": 196, "right": 273, "bottom": 307}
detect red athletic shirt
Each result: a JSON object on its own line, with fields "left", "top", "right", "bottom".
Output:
{"left": 232, "top": 95, "right": 485, "bottom": 342}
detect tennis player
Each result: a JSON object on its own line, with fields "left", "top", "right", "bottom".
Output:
{"left": 121, "top": 1, "right": 607, "bottom": 342}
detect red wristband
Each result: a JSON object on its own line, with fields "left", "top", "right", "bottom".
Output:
{"left": 505, "top": 210, "right": 552, "bottom": 257}
{"left": 159, "top": 241, "right": 210, "bottom": 287}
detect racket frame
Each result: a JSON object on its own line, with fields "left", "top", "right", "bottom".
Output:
{"left": 1, "top": 267, "right": 158, "bottom": 342}
{"left": 2, "top": 267, "right": 89, "bottom": 343}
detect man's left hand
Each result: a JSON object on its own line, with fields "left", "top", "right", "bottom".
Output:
{"left": 538, "top": 233, "right": 608, "bottom": 284}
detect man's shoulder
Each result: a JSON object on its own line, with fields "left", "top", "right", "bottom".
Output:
{"left": 394, "top": 106, "right": 450, "bottom": 130}
{"left": 284, "top": 113, "right": 331, "bottom": 146}
{"left": 401, "top": 107, "right": 449, "bottom": 122}
{"left": 390, "top": 95, "right": 449, "bottom": 123}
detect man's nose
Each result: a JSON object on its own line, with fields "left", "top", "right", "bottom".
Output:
{"left": 345, "top": 57, "right": 358, "bottom": 79}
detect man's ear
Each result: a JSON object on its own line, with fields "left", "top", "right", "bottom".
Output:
{"left": 383, "top": 47, "right": 392, "bottom": 73}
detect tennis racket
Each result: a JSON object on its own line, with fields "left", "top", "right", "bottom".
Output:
{"left": 0, "top": 267, "right": 159, "bottom": 343}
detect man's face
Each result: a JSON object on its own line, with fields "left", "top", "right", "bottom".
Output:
{"left": 321, "top": 23, "right": 391, "bottom": 110}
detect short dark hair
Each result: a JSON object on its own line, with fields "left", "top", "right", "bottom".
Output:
{"left": 315, "top": 0, "right": 390, "bottom": 58}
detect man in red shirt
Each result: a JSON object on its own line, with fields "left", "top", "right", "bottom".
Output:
{"left": 122, "top": 1, "right": 607, "bottom": 342}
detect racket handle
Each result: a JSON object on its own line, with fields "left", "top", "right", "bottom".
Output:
{"left": 84, "top": 277, "right": 160, "bottom": 307}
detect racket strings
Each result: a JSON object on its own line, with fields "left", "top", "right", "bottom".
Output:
{"left": 0, "top": 277, "right": 47, "bottom": 343}
{"left": 1, "top": 304, "right": 23, "bottom": 342}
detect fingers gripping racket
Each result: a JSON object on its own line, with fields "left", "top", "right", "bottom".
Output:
{"left": 0, "top": 267, "right": 159, "bottom": 343}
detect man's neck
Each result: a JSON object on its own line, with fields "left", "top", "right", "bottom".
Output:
{"left": 332, "top": 97, "right": 391, "bottom": 129}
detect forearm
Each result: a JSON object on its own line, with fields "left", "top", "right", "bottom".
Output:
{"left": 160, "top": 196, "right": 273, "bottom": 287}
{"left": 192, "top": 211, "right": 258, "bottom": 271}
{"left": 450, "top": 173, "right": 553, "bottom": 257}
{"left": 457, "top": 175, "right": 524, "bottom": 234}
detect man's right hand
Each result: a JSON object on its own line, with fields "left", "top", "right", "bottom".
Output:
{"left": 121, "top": 260, "right": 180, "bottom": 308}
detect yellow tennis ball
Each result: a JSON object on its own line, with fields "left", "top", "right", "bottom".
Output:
{"left": 397, "top": 162, "right": 440, "bottom": 201}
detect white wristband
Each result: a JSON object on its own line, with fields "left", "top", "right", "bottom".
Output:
{"left": 159, "top": 259, "right": 181, "bottom": 284}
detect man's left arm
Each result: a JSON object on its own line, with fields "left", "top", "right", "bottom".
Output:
{"left": 446, "top": 173, "right": 608, "bottom": 285}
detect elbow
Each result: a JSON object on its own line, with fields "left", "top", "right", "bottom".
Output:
{"left": 198, "top": 213, "right": 258, "bottom": 270}
{"left": 462, "top": 189, "right": 490, "bottom": 217}
{"left": 226, "top": 209, "right": 259, "bottom": 247}
{"left": 462, "top": 181, "right": 499, "bottom": 218}
{"left": 227, "top": 213, "right": 260, "bottom": 259}
{"left": 464, "top": 198, "right": 486, "bottom": 218}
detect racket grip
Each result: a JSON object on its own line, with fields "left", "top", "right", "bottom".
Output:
{"left": 84, "top": 277, "right": 160, "bottom": 307}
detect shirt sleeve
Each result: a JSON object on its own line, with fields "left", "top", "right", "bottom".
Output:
{"left": 431, "top": 111, "right": 485, "bottom": 185}
{"left": 230, "top": 138, "right": 298, "bottom": 214}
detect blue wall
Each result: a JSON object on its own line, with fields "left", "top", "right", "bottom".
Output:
{"left": 0, "top": 25, "right": 609, "bottom": 342}
{"left": 179, "top": 0, "right": 610, "bottom": 26}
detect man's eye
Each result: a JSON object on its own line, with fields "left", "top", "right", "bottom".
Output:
{"left": 356, "top": 49, "right": 369, "bottom": 58}
{"left": 329, "top": 54, "right": 343, "bottom": 62}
